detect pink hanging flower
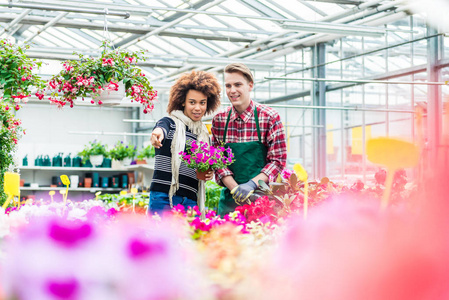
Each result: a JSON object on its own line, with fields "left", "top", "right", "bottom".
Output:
{"left": 101, "top": 58, "right": 115, "bottom": 66}
{"left": 124, "top": 57, "right": 136, "bottom": 64}
{"left": 106, "top": 82, "right": 119, "bottom": 91}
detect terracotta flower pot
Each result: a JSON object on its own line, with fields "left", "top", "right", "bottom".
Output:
{"left": 196, "top": 169, "right": 211, "bottom": 180}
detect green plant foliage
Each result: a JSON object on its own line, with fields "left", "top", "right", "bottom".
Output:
{"left": 0, "top": 39, "right": 46, "bottom": 106}
{"left": 137, "top": 144, "right": 155, "bottom": 160}
{"left": 109, "top": 141, "right": 137, "bottom": 161}
{"left": 0, "top": 102, "right": 23, "bottom": 205}
{"left": 46, "top": 40, "right": 157, "bottom": 113}
{"left": 205, "top": 180, "right": 223, "bottom": 211}
{"left": 78, "top": 140, "right": 109, "bottom": 162}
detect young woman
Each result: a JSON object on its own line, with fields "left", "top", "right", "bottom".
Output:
{"left": 149, "top": 70, "right": 221, "bottom": 216}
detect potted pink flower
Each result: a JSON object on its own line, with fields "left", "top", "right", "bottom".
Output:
{"left": 44, "top": 41, "right": 157, "bottom": 113}
{"left": 179, "top": 140, "right": 235, "bottom": 180}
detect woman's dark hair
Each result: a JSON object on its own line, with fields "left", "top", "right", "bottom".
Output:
{"left": 167, "top": 70, "right": 221, "bottom": 114}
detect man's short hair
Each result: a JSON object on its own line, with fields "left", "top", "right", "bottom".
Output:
{"left": 224, "top": 63, "right": 254, "bottom": 84}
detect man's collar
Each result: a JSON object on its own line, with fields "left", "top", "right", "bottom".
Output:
{"left": 230, "top": 100, "right": 254, "bottom": 122}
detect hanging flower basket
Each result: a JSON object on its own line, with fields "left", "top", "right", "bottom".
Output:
{"left": 0, "top": 39, "right": 45, "bottom": 111}
{"left": 44, "top": 41, "right": 157, "bottom": 113}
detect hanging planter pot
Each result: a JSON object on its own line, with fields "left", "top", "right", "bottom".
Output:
{"left": 95, "top": 81, "right": 126, "bottom": 106}
{"left": 90, "top": 155, "right": 104, "bottom": 167}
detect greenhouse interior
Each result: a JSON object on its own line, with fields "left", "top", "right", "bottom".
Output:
{"left": 1, "top": 0, "right": 449, "bottom": 299}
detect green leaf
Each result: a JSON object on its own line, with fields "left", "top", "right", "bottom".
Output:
{"left": 289, "top": 173, "right": 298, "bottom": 189}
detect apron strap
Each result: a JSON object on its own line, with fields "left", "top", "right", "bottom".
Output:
{"left": 254, "top": 106, "right": 261, "bottom": 142}
{"left": 223, "top": 105, "right": 262, "bottom": 143}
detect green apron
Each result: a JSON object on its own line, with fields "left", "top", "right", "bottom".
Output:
{"left": 217, "top": 106, "right": 268, "bottom": 216}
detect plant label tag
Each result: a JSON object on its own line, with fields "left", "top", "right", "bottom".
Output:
{"left": 60, "top": 175, "right": 70, "bottom": 186}
{"left": 4, "top": 172, "right": 20, "bottom": 196}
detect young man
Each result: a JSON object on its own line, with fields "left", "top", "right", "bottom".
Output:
{"left": 211, "top": 63, "right": 287, "bottom": 216}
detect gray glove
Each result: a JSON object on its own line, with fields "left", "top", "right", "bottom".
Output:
{"left": 231, "top": 180, "right": 257, "bottom": 205}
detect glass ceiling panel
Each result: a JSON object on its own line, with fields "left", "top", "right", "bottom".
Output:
{"left": 303, "top": 1, "right": 347, "bottom": 17}
{"left": 0, "top": 0, "right": 426, "bottom": 92}
{"left": 257, "top": 0, "right": 301, "bottom": 19}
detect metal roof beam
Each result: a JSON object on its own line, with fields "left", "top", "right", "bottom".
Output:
{"left": 0, "top": 8, "right": 31, "bottom": 37}
{"left": 0, "top": 3, "right": 130, "bottom": 18}
{"left": 20, "top": 0, "right": 153, "bottom": 15}
{"left": 0, "top": 15, "right": 256, "bottom": 43}
{"left": 264, "top": 0, "right": 307, "bottom": 19}
{"left": 216, "top": 4, "right": 265, "bottom": 31}
{"left": 152, "top": 0, "right": 405, "bottom": 81}
{"left": 66, "top": 28, "right": 103, "bottom": 47}
{"left": 150, "top": 29, "right": 295, "bottom": 81}
{"left": 23, "top": 12, "right": 68, "bottom": 43}
{"left": 162, "top": 0, "right": 212, "bottom": 22}
{"left": 240, "top": 0, "right": 288, "bottom": 19}
{"left": 295, "top": 0, "right": 327, "bottom": 17}
{"left": 120, "top": 0, "right": 226, "bottom": 49}
{"left": 179, "top": 38, "right": 219, "bottom": 56}
{"left": 24, "top": 51, "right": 184, "bottom": 68}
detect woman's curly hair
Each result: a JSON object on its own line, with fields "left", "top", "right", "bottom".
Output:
{"left": 167, "top": 70, "right": 221, "bottom": 115}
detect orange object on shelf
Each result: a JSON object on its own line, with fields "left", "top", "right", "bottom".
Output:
{"left": 84, "top": 178, "right": 92, "bottom": 188}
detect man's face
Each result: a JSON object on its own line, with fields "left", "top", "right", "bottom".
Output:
{"left": 224, "top": 71, "right": 253, "bottom": 113}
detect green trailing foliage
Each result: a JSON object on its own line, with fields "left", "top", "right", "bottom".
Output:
{"left": 0, "top": 101, "right": 23, "bottom": 205}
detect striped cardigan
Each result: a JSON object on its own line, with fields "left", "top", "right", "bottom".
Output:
{"left": 149, "top": 117, "right": 199, "bottom": 201}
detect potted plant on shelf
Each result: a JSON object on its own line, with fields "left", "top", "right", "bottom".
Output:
{"left": 136, "top": 144, "right": 155, "bottom": 164}
{"left": 0, "top": 39, "right": 46, "bottom": 110}
{"left": 109, "top": 141, "right": 137, "bottom": 167}
{"left": 44, "top": 41, "right": 157, "bottom": 113}
{"left": 78, "top": 140, "right": 109, "bottom": 167}
{"left": 179, "top": 141, "right": 235, "bottom": 180}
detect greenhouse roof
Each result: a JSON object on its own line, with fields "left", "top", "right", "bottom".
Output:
{"left": 0, "top": 0, "right": 416, "bottom": 85}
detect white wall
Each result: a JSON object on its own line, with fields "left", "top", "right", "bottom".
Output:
{"left": 16, "top": 103, "right": 133, "bottom": 164}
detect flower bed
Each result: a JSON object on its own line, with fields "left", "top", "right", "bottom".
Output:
{"left": 0, "top": 165, "right": 447, "bottom": 300}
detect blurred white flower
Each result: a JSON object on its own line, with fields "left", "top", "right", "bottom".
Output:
{"left": 407, "top": 0, "right": 449, "bottom": 31}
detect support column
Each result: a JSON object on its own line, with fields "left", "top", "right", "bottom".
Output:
{"left": 426, "top": 26, "right": 442, "bottom": 165}
{"left": 312, "top": 43, "right": 326, "bottom": 178}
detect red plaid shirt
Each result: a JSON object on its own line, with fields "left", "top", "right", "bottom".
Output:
{"left": 211, "top": 100, "right": 287, "bottom": 184}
